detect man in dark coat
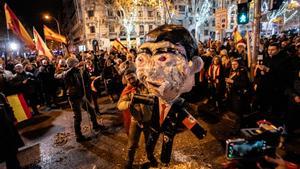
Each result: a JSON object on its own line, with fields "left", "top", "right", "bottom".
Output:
{"left": 36, "top": 59, "right": 56, "bottom": 109}
{"left": 0, "top": 92, "right": 24, "bottom": 169}
{"left": 255, "top": 43, "right": 293, "bottom": 124}
{"left": 55, "top": 57, "right": 105, "bottom": 142}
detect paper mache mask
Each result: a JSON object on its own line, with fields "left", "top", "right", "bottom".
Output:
{"left": 136, "top": 24, "right": 203, "bottom": 102}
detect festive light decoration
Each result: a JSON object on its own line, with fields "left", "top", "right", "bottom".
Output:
{"left": 265, "top": 0, "right": 299, "bottom": 32}
{"left": 187, "top": 0, "right": 212, "bottom": 42}
{"left": 106, "top": 0, "right": 138, "bottom": 48}
{"left": 227, "top": 4, "right": 237, "bottom": 28}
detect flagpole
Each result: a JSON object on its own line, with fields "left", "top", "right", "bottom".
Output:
{"left": 4, "top": 16, "right": 10, "bottom": 67}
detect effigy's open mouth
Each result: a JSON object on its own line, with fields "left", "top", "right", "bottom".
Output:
{"left": 147, "top": 81, "right": 161, "bottom": 88}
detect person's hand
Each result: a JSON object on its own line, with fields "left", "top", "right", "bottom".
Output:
{"left": 294, "top": 96, "right": 300, "bottom": 103}
{"left": 76, "top": 61, "right": 85, "bottom": 68}
{"left": 225, "top": 78, "right": 234, "bottom": 84}
{"left": 22, "top": 79, "right": 28, "bottom": 84}
{"left": 254, "top": 84, "right": 257, "bottom": 91}
{"left": 257, "top": 65, "right": 270, "bottom": 72}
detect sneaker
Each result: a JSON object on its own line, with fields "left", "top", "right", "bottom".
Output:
{"left": 76, "top": 136, "right": 91, "bottom": 142}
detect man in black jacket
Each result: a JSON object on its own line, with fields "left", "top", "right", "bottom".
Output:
{"left": 55, "top": 57, "right": 105, "bottom": 142}
{"left": 255, "top": 43, "right": 293, "bottom": 124}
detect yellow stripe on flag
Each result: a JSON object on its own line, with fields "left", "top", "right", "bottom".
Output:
{"left": 7, "top": 95, "right": 28, "bottom": 122}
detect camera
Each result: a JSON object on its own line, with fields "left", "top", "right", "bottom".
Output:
{"left": 226, "top": 121, "right": 283, "bottom": 161}
{"left": 132, "top": 94, "right": 156, "bottom": 105}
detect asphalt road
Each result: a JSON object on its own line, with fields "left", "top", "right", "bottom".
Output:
{"left": 0, "top": 96, "right": 238, "bottom": 169}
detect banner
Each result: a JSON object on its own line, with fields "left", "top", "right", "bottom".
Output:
{"left": 6, "top": 93, "right": 32, "bottom": 123}
{"left": 44, "top": 25, "right": 67, "bottom": 44}
{"left": 4, "top": 3, "right": 35, "bottom": 49}
{"left": 33, "top": 27, "right": 54, "bottom": 60}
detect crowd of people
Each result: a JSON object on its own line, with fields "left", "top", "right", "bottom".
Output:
{"left": 0, "top": 29, "right": 299, "bottom": 169}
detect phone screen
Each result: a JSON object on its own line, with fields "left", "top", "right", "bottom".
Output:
{"left": 226, "top": 139, "right": 267, "bottom": 160}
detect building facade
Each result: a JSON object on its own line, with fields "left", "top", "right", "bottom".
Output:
{"left": 62, "top": 0, "right": 238, "bottom": 51}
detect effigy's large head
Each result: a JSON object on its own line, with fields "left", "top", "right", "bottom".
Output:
{"left": 136, "top": 24, "right": 203, "bottom": 102}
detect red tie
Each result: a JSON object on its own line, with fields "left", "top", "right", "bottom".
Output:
{"left": 160, "top": 104, "right": 167, "bottom": 125}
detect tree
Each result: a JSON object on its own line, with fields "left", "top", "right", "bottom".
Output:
{"left": 186, "top": 0, "right": 213, "bottom": 42}
{"left": 105, "top": 0, "right": 138, "bottom": 48}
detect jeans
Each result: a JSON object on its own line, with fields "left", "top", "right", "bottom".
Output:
{"left": 69, "top": 97, "right": 98, "bottom": 137}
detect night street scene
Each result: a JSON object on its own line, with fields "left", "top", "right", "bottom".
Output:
{"left": 0, "top": 0, "right": 300, "bottom": 169}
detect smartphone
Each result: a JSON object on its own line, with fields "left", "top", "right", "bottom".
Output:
{"left": 226, "top": 139, "right": 267, "bottom": 160}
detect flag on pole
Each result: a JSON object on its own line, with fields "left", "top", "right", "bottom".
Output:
{"left": 43, "top": 25, "right": 67, "bottom": 44}
{"left": 112, "top": 39, "right": 128, "bottom": 53}
{"left": 4, "top": 3, "right": 35, "bottom": 49}
{"left": 6, "top": 93, "right": 32, "bottom": 123}
{"left": 33, "top": 27, "right": 54, "bottom": 60}
{"left": 232, "top": 26, "right": 243, "bottom": 44}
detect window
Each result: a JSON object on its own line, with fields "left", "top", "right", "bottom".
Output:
{"left": 212, "top": 20, "right": 215, "bottom": 26}
{"left": 204, "top": 30, "right": 209, "bottom": 36}
{"left": 87, "top": 10, "right": 94, "bottom": 17}
{"left": 148, "top": 11, "right": 153, "bottom": 17}
{"left": 178, "top": 5, "right": 185, "bottom": 12}
{"left": 149, "top": 25, "right": 153, "bottom": 31}
{"left": 138, "top": 11, "right": 143, "bottom": 17}
{"left": 157, "top": 12, "right": 161, "bottom": 19}
{"left": 109, "top": 25, "right": 114, "bottom": 33}
{"left": 139, "top": 25, "right": 144, "bottom": 35}
{"left": 90, "top": 26, "right": 95, "bottom": 33}
{"left": 204, "top": 21, "right": 209, "bottom": 27}
{"left": 107, "top": 10, "right": 113, "bottom": 17}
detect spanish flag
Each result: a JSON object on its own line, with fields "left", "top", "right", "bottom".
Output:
{"left": 6, "top": 94, "right": 32, "bottom": 123}
{"left": 44, "top": 25, "right": 67, "bottom": 44}
{"left": 112, "top": 39, "right": 128, "bottom": 53}
{"left": 4, "top": 3, "right": 35, "bottom": 49}
{"left": 33, "top": 27, "right": 54, "bottom": 60}
{"left": 232, "top": 26, "right": 243, "bottom": 44}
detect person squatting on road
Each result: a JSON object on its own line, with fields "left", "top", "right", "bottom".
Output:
{"left": 55, "top": 56, "right": 105, "bottom": 142}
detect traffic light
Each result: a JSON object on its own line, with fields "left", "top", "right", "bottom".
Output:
{"left": 237, "top": 2, "right": 249, "bottom": 25}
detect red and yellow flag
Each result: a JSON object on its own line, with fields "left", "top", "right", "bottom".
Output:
{"left": 112, "top": 39, "right": 128, "bottom": 53}
{"left": 33, "top": 27, "right": 54, "bottom": 60}
{"left": 6, "top": 94, "right": 32, "bottom": 123}
{"left": 44, "top": 25, "right": 67, "bottom": 44}
{"left": 4, "top": 3, "right": 35, "bottom": 49}
{"left": 232, "top": 26, "right": 243, "bottom": 44}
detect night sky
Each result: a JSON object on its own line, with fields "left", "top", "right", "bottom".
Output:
{"left": 0, "top": 0, "right": 62, "bottom": 38}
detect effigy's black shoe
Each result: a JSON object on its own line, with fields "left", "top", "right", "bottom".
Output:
{"left": 76, "top": 136, "right": 91, "bottom": 142}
